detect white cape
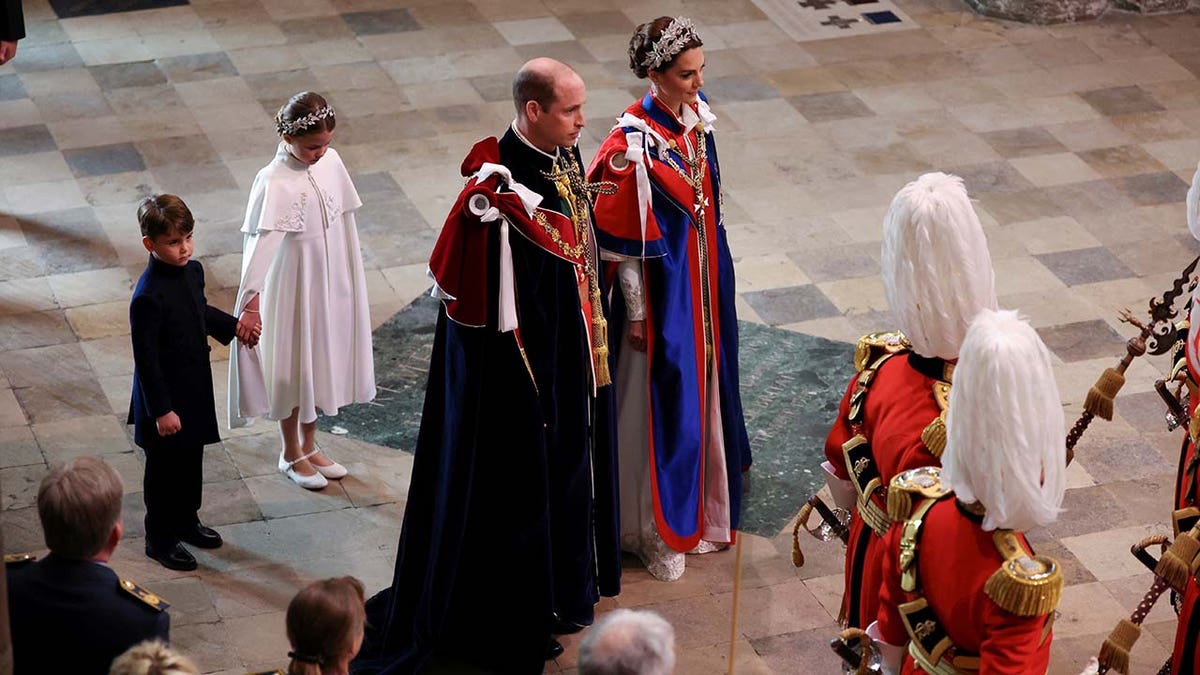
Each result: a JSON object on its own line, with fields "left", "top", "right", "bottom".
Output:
{"left": 228, "top": 143, "right": 375, "bottom": 427}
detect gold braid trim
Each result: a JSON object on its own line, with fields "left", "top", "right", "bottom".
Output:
{"left": 984, "top": 531, "right": 1062, "bottom": 617}
{"left": 853, "top": 331, "right": 911, "bottom": 373}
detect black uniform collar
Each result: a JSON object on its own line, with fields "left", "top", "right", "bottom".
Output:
{"left": 147, "top": 254, "right": 187, "bottom": 277}
{"left": 908, "top": 352, "right": 955, "bottom": 382}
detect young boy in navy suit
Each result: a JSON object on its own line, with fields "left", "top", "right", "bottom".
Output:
{"left": 129, "top": 194, "right": 258, "bottom": 570}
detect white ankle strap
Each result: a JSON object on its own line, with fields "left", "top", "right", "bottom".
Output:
{"left": 284, "top": 448, "right": 321, "bottom": 469}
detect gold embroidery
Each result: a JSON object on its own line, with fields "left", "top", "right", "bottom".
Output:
{"left": 853, "top": 457, "right": 869, "bottom": 477}
{"left": 533, "top": 210, "right": 585, "bottom": 260}
{"left": 913, "top": 620, "right": 937, "bottom": 640}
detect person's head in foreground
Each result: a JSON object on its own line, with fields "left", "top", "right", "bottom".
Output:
{"left": 109, "top": 640, "right": 199, "bottom": 675}
{"left": 285, "top": 576, "right": 366, "bottom": 675}
{"left": 39, "top": 455, "right": 124, "bottom": 561}
{"left": 578, "top": 609, "right": 675, "bottom": 675}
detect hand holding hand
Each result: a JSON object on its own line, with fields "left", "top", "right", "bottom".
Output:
{"left": 236, "top": 312, "right": 261, "bottom": 347}
{"left": 0, "top": 41, "right": 17, "bottom": 66}
{"left": 156, "top": 411, "right": 182, "bottom": 436}
{"left": 628, "top": 320, "right": 648, "bottom": 352}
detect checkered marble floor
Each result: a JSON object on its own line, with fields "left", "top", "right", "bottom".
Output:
{"left": 3, "top": 0, "right": 1200, "bottom": 672}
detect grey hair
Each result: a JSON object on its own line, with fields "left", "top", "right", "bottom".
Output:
{"left": 578, "top": 609, "right": 675, "bottom": 675}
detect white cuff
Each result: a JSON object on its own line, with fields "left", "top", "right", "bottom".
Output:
{"left": 822, "top": 461, "right": 856, "bottom": 511}
{"left": 617, "top": 260, "right": 645, "bottom": 321}
{"left": 866, "top": 622, "right": 904, "bottom": 675}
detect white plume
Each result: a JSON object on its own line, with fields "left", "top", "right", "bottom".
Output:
{"left": 941, "top": 309, "right": 1066, "bottom": 532}
{"left": 881, "top": 172, "right": 997, "bottom": 360}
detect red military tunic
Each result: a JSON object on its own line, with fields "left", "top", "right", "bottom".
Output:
{"left": 825, "top": 340, "right": 951, "bottom": 628}
{"left": 876, "top": 497, "right": 1057, "bottom": 674}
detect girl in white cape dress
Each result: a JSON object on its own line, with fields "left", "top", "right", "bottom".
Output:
{"left": 228, "top": 91, "right": 376, "bottom": 490}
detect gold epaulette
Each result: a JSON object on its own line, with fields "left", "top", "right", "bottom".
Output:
{"left": 983, "top": 531, "right": 1062, "bottom": 617}
{"left": 921, "top": 380, "right": 951, "bottom": 459}
{"left": 4, "top": 553, "right": 35, "bottom": 568}
{"left": 887, "top": 467, "right": 950, "bottom": 522}
{"left": 119, "top": 578, "right": 170, "bottom": 612}
{"left": 854, "top": 331, "right": 911, "bottom": 373}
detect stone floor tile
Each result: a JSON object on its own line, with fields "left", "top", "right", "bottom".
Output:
{"left": 0, "top": 425, "right": 42, "bottom": 469}
{"left": 157, "top": 51, "right": 239, "bottom": 83}
{"left": 88, "top": 61, "right": 167, "bottom": 90}
{"left": 980, "top": 125, "right": 1068, "bottom": 158}
{"left": 61, "top": 142, "right": 146, "bottom": 178}
{"left": 1077, "top": 144, "right": 1169, "bottom": 178}
{"left": 1114, "top": 170, "right": 1190, "bottom": 206}
{"left": 787, "top": 90, "right": 874, "bottom": 123}
{"left": 1035, "top": 318, "right": 1131, "bottom": 363}
{"left": 1035, "top": 246, "right": 1137, "bottom": 287}
{"left": 1060, "top": 523, "right": 1173, "bottom": 582}
{"left": 0, "top": 124, "right": 57, "bottom": 158}
{"left": 1, "top": 506, "right": 46, "bottom": 555}
{"left": 144, "top": 575, "right": 220, "bottom": 626}
{"left": 1080, "top": 84, "right": 1168, "bottom": 117}
{"left": 199, "top": 479, "right": 264, "bottom": 527}
{"left": 32, "top": 413, "right": 134, "bottom": 461}
{"left": 242, "top": 474, "right": 352, "bottom": 519}
{"left": 1010, "top": 152, "right": 1104, "bottom": 186}
{"left": 742, "top": 285, "right": 841, "bottom": 326}
{"left": 171, "top": 621, "right": 244, "bottom": 673}
{"left": 0, "top": 464, "right": 49, "bottom": 510}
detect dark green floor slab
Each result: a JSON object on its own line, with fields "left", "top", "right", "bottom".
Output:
{"left": 321, "top": 293, "right": 856, "bottom": 537}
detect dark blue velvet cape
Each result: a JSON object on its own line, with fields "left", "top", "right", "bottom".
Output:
{"left": 353, "top": 128, "right": 620, "bottom": 675}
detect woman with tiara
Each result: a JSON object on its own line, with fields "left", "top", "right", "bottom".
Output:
{"left": 588, "top": 17, "right": 751, "bottom": 581}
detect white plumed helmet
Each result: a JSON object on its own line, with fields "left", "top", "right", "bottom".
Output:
{"left": 941, "top": 309, "right": 1066, "bottom": 532}
{"left": 881, "top": 172, "right": 998, "bottom": 360}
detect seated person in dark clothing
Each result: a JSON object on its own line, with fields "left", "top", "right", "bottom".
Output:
{"left": 7, "top": 456, "right": 170, "bottom": 674}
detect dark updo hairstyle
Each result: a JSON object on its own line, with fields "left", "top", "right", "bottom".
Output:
{"left": 138, "top": 194, "right": 194, "bottom": 240}
{"left": 628, "top": 16, "right": 703, "bottom": 79}
{"left": 275, "top": 91, "right": 337, "bottom": 139}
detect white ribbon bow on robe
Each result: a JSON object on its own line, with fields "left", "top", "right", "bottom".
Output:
{"left": 436, "top": 161, "right": 543, "bottom": 333}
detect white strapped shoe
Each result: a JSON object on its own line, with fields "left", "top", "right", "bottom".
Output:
{"left": 278, "top": 450, "right": 328, "bottom": 490}
{"left": 311, "top": 447, "right": 348, "bottom": 479}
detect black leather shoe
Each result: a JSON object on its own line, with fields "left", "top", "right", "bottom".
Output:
{"left": 145, "top": 542, "right": 198, "bottom": 571}
{"left": 178, "top": 523, "right": 222, "bottom": 549}
{"left": 545, "top": 638, "right": 564, "bottom": 661}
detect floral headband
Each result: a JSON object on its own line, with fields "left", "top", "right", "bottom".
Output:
{"left": 276, "top": 105, "right": 335, "bottom": 137}
{"left": 641, "top": 17, "right": 700, "bottom": 70}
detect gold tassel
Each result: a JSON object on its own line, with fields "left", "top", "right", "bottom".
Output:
{"left": 887, "top": 488, "right": 913, "bottom": 523}
{"left": 591, "top": 292, "right": 611, "bottom": 386}
{"left": 921, "top": 416, "right": 946, "bottom": 459}
{"left": 1083, "top": 367, "right": 1125, "bottom": 421}
{"left": 1098, "top": 618, "right": 1140, "bottom": 674}
{"left": 1155, "top": 528, "right": 1200, "bottom": 592}
{"left": 791, "top": 503, "right": 813, "bottom": 568}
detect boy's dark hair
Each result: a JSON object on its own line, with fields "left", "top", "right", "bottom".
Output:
{"left": 138, "top": 194, "right": 195, "bottom": 241}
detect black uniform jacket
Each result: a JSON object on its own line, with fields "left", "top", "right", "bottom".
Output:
{"left": 128, "top": 255, "right": 237, "bottom": 450}
{"left": 8, "top": 554, "right": 170, "bottom": 674}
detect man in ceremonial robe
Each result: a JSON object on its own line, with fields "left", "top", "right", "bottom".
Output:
{"left": 822, "top": 172, "right": 998, "bottom": 629}
{"left": 353, "top": 58, "right": 620, "bottom": 675}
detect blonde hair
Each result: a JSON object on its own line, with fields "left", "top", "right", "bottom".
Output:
{"left": 881, "top": 172, "right": 997, "bottom": 360}
{"left": 38, "top": 456, "right": 123, "bottom": 559}
{"left": 286, "top": 577, "right": 366, "bottom": 675}
{"left": 942, "top": 309, "right": 1066, "bottom": 531}
{"left": 109, "top": 640, "right": 199, "bottom": 675}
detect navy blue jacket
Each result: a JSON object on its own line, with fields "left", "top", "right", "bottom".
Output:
{"left": 7, "top": 554, "right": 170, "bottom": 674}
{"left": 128, "top": 255, "right": 237, "bottom": 450}
{"left": 0, "top": 0, "right": 22, "bottom": 42}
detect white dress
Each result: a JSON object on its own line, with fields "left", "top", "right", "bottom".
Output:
{"left": 227, "top": 143, "right": 376, "bottom": 427}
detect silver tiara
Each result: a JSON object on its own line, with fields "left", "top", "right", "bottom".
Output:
{"left": 276, "top": 106, "right": 335, "bottom": 136}
{"left": 641, "top": 17, "right": 700, "bottom": 70}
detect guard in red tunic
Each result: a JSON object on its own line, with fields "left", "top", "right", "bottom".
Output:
{"left": 871, "top": 309, "right": 1067, "bottom": 674}
{"left": 1167, "top": 163, "right": 1200, "bottom": 675}
{"left": 822, "top": 172, "right": 998, "bottom": 629}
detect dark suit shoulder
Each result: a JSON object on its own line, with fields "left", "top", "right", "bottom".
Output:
{"left": 118, "top": 577, "right": 170, "bottom": 612}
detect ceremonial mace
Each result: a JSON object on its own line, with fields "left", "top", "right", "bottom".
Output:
{"left": 1094, "top": 535, "right": 1172, "bottom": 674}
{"left": 1066, "top": 256, "right": 1198, "bottom": 465}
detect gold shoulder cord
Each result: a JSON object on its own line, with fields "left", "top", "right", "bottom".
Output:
{"left": 983, "top": 531, "right": 1063, "bottom": 617}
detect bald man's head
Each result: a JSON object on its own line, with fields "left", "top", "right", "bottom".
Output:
{"left": 512, "top": 58, "right": 577, "bottom": 119}
{"left": 512, "top": 58, "right": 587, "bottom": 152}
